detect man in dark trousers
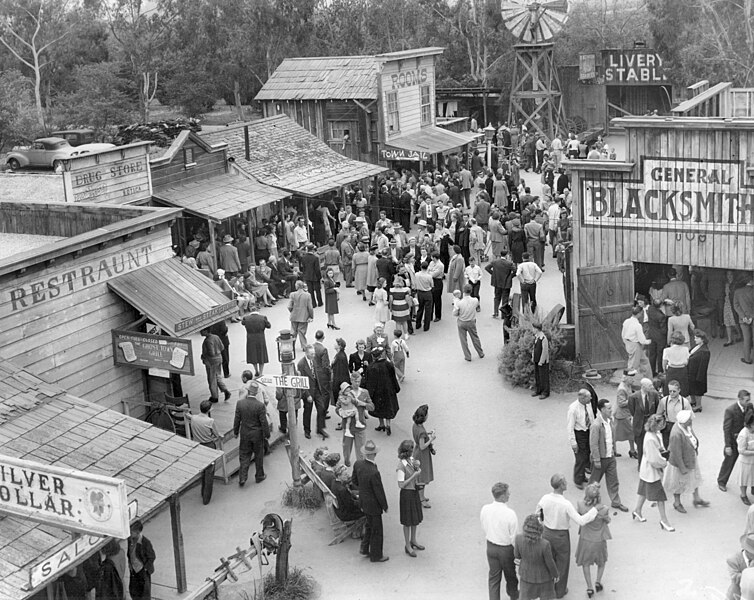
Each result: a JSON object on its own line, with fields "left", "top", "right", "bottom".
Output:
{"left": 233, "top": 381, "right": 270, "bottom": 485}
{"left": 299, "top": 243, "right": 323, "bottom": 307}
{"left": 352, "top": 439, "right": 389, "bottom": 562}
{"left": 297, "top": 345, "right": 329, "bottom": 440}
{"left": 718, "top": 389, "right": 751, "bottom": 492}
{"left": 128, "top": 520, "right": 155, "bottom": 600}
{"left": 532, "top": 322, "right": 550, "bottom": 399}
{"left": 485, "top": 250, "right": 515, "bottom": 318}
{"left": 313, "top": 329, "right": 333, "bottom": 408}
{"left": 200, "top": 328, "right": 231, "bottom": 403}
{"left": 210, "top": 319, "right": 230, "bottom": 379}
{"left": 627, "top": 377, "right": 660, "bottom": 468}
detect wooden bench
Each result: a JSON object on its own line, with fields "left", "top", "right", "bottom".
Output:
{"left": 296, "top": 453, "right": 365, "bottom": 546}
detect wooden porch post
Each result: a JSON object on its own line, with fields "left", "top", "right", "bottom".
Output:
{"left": 247, "top": 210, "right": 256, "bottom": 266}
{"left": 208, "top": 221, "right": 217, "bottom": 274}
{"left": 169, "top": 493, "right": 188, "bottom": 594}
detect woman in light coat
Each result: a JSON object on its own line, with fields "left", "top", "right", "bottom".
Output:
{"left": 633, "top": 414, "right": 673, "bottom": 531}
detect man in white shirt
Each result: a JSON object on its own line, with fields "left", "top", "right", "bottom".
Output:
{"left": 293, "top": 217, "right": 309, "bottom": 249}
{"left": 621, "top": 306, "right": 652, "bottom": 380}
{"left": 516, "top": 252, "right": 543, "bottom": 313}
{"left": 546, "top": 201, "right": 561, "bottom": 256}
{"left": 480, "top": 482, "right": 518, "bottom": 600}
{"left": 567, "top": 389, "right": 593, "bottom": 489}
{"left": 589, "top": 399, "right": 629, "bottom": 511}
{"left": 537, "top": 474, "right": 598, "bottom": 599}
{"left": 550, "top": 135, "right": 563, "bottom": 169}
{"left": 188, "top": 400, "right": 221, "bottom": 505}
{"left": 453, "top": 284, "right": 485, "bottom": 362}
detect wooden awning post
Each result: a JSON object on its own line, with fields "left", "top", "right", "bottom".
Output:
{"left": 247, "top": 209, "right": 256, "bottom": 266}
{"left": 169, "top": 493, "right": 188, "bottom": 594}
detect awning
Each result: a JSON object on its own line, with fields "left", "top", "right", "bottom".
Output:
{"left": 108, "top": 259, "right": 237, "bottom": 337}
{"left": 153, "top": 173, "right": 289, "bottom": 223}
{"left": 0, "top": 359, "right": 221, "bottom": 600}
{"left": 385, "top": 126, "right": 480, "bottom": 156}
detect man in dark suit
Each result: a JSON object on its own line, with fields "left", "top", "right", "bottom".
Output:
{"left": 313, "top": 329, "right": 333, "bottom": 407}
{"left": 718, "top": 389, "right": 751, "bottom": 492}
{"left": 128, "top": 520, "right": 156, "bottom": 600}
{"left": 646, "top": 298, "right": 668, "bottom": 376}
{"left": 297, "top": 345, "right": 329, "bottom": 440}
{"left": 485, "top": 249, "right": 515, "bottom": 318}
{"left": 628, "top": 377, "right": 660, "bottom": 468}
{"left": 233, "top": 381, "right": 270, "bottom": 485}
{"left": 299, "top": 243, "right": 323, "bottom": 307}
{"left": 351, "top": 440, "right": 389, "bottom": 562}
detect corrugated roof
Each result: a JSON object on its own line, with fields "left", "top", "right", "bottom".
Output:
{"left": 386, "top": 127, "right": 481, "bottom": 154}
{"left": 255, "top": 56, "right": 379, "bottom": 101}
{"left": 153, "top": 173, "right": 289, "bottom": 222}
{"left": 201, "top": 116, "right": 386, "bottom": 197}
{"left": 0, "top": 359, "right": 220, "bottom": 600}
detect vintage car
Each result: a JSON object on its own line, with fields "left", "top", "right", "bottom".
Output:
{"left": 50, "top": 128, "right": 96, "bottom": 147}
{"left": 69, "top": 143, "right": 116, "bottom": 157}
{"left": 6, "top": 137, "right": 76, "bottom": 171}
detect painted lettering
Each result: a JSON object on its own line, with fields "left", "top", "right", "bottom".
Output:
{"left": 390, "top": 67, "right": 428, "bottom": 89}
{"left": 624, "top": 187, "right": 643, "bottom": 219}
{"left": 590, "top": 187, "right": 608, "bottom": 217}
{"left": 30, "top": 281, "right": 46, "bottom": 304}
{"left": 81, "top": 265, "right": 95, "bottom": 286}
{"left": 10, "top": 288, "right": 27, "bottom": 310}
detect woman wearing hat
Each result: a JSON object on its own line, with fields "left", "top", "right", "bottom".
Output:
{"left": 323, "top": 267, "right": 340, "bottom": 330}
{"left": 633, "top": 414, "right": 673, "bottom": 531}
{"left": 352, "top": 243, "right": 369, "bottom": 300}
{"left": 396, "top": 440, "right": 424, "bottom": 557}
{"left": 687, "top": 330, "right": 710, "bottom": 413}
{"left": 365, "top": 347, "right": 400, "bottom": 436}
{"left": 663, "top": 409, "right": 709, "bottom": 514}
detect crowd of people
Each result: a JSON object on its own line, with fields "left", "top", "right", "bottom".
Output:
{"left": 168, "top": 131, "right": 754, "bottom": 600}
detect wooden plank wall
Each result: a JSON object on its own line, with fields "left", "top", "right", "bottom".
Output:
{"left": 573, "top": 123, "right": 754, "bottom": 271}
{"left": 264, "top": 100, "right": 322, "bottom": 139}
{"left": 0, "top": 204, "right": 148, "bottom": 237}
{"left": 380, "top": 55, "right": 435, "bottom": 140}
{"left": 150, "top": 140, "right": 226, "bottom": 191}
{"left": 0, "top": 226, "right": 175, "bottom": 411}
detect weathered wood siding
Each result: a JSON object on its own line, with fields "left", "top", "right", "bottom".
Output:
{"left": 570, "top": 119, "right": 754, "bottom": 271}
{"left": 0, "top": 203, "right": 148, "bottom": 237}
{"left": 151, "top": 139, "right": 227, "bottom": 190}
{"left": 380, "top": 55, "right": 436, "bottom": 141}
{"left": 0, "top": 224, "right": 174, "bottom": 410}
{"left": 263, "top": 99, "right": 323, "bottom": 139}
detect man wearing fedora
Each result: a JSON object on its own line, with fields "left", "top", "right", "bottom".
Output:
{"left": 218, "top": 234, "right": 242, "bottom": 279}
{"left": 352, "top": 440, "right": 389, "bottom": 562}
{"left": 727, "top": 532, "right": 754, "bottom": 600}
{"left": 300, "top": 243, "right": 323, "bottom": 308}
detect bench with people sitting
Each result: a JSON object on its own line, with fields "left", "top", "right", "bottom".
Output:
{"left": 297, "top": 449, "right": 366, "bottom": 545}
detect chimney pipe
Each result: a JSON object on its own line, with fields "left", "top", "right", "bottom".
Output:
{"left": 244, "top": 125, "right": 250, "bottom": 161}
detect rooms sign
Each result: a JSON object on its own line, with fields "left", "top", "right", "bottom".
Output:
{"left": 581, "top": 158, "right": 754, "bottom": 233}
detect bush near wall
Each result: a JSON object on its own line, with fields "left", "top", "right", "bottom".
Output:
{"left": 498, "top": 314, "right": 565, "bottom": 389}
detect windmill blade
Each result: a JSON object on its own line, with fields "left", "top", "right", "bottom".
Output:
{"left": 501, "top": 0, "right": 570, "bottom": 43}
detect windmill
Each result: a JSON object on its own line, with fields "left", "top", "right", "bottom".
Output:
{"left": 501, "top": 0, "right": 570, "bottom": 139}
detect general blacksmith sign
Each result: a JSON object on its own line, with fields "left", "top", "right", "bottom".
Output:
{"left": 581, "top": 158, "right": 754, "bottom": 233}
{"left": 0, "top": 454, "right": 129, "bottom": 538}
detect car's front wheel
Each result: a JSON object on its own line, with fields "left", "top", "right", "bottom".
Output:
{"left": 7, "top": 158, "right": 20, "bottom": 171}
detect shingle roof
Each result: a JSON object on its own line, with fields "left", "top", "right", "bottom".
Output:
{"left": 255, "top": 56, "right": 379, "bottom": 101}
{"left": 153, "top": 173, "right": 289, "bottom": 222}
{"left": 0, "top": 359, "right": 221, "bottom": 600}
{"left": 201, "top": 116, "right": 386, "bottom": 197}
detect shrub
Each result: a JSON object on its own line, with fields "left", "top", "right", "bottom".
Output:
{"left": 258, "top": 567, "right": 317, "bottom": 600}
{"left": 498, "top": 313, "right": 565, "bottom": 389}
{"left": 281, "top": 484, "right": 323, "bottom": 510}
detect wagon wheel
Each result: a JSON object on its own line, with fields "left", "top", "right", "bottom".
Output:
{"left": 566, "top": 116, "right": 587, "bottom": 135}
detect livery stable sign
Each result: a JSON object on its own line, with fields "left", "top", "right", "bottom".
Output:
{"left": 0, "top": 454, "right": 129, "bottom": 538}
{"left": 581, "top": 157, "right": 754, "bottom": 234}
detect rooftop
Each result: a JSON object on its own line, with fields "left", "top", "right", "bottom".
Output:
{"left": 0, "top": 359, "right": 219, "bottom": 600}
{"left": 201, "top": 116, "right": 386, "bottom": 197}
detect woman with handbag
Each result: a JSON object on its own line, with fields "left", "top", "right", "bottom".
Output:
{"left": 632, "top": 414, "right": 674, "bottom": 531}
{"left": 663, "top": 409, "right": 710, "bottom": 514}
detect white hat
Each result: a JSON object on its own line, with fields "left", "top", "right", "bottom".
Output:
{"left": 417, "top": 219, "right": 427, "bottom": 227}
{"left": 676, "top": 410, "right": 692, "bottom": 425}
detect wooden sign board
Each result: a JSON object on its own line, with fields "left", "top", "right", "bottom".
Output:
{"left": 174, "top": 301, "right": 237, "bottom": 334}
{"left": 0, "top": 454, "right": 129, "bottom": 538}
{"left": 28, "top": 500, "right": 138, "bottom": 589}
{"left": 112, "top": 329, "right": 194, "bottom": 375}
{"left": 380, "top": 148, "right": 430, "bottom": 162}
{"left": 62, "top": 142, "right": 152, "bottom": 204}
{"left": 256, "top": 374, "right": 310, "bottom": 390}
{"left": 602, "top": 49, "right": 667, "bottom": 86}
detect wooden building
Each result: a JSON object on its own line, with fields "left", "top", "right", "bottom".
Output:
{"left": 566, "top": 114, "right": 754, "bottom": 387}
{"left": 0, "top": 359, "right": 220, "bottom": 600}
{"left": 0, "top": 202, "right": 237, "bottom": 412}
{"left": 255, "top": 48, "right": 478, "bottom": 168}
{"left": 561, "top": 47, "right": 675, "bottom": 134}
